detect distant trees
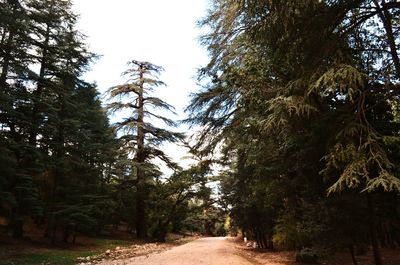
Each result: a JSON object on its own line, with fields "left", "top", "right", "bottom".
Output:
{"left": 148, "top": 162, "right": 213, "bottom": 241}
{"left": 187, "top": 0, "right": 400, "bottom": 264}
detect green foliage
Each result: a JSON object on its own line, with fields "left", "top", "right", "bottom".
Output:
{"left": 106, "top": 60, "right": 183, "bottom": 171}
{"left": 106, "top": 60, "right": 184, "bottom": 238}
{"left": 147, "top": 162, "right": 213, "bottom": 241}
{"left": 295, "top": 248, "right": 320, "bottom": 264}
{"left": 0, "top": 0, "right": 121, "bottom": 241}
{"left": 273, "top": 210, "right": 304, "bottom": 250}
{"left": 186, "top": 0, "right": 400, "bottom": 257}
{"left": 309, "top": 64, "right": 365, "bottom": 102}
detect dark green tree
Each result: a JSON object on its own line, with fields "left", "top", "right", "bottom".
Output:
{"left": 186, "top": 1, "right": 400, "bottom": 264}
{"left": 0, "top": 0, "right": 120, "bottom": 242}
{"left": 0, "top": 0, "right": 40, "bottom": 238}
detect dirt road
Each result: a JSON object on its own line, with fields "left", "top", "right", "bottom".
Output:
{"left": 97, "top": 237, "right": 256, "bottom": 265}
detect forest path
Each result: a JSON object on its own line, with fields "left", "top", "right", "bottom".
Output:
{"left": 98, "top": 237, "right": 256, "bottom": 265}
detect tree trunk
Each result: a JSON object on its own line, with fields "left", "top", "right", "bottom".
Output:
{"left": 135, "top": 64, "right": 147, "bottom": 239}
{"left": 135, "top": 197, "right": 147, "bottom": 238}
{"left": 349, "top": 245, "right": 358, "bottom": 265}
{"left": 29, "top": 23, "right": 50, "bottom": 146}
{"left": 44, "top": 214, "right": 52, "bottom": 238}
{"left": 0, "top": 30, "right": 13, "bottom": 89}
{"left": 366, "top": 195, "right": 383, "bottom": 265}
{"left": 269, "top": 235, "right": 274, "bottom": 250}
{"left": 0, "top": 0, "right": 19, "bottom": 88}
{"left": 0, "top": 0, "right": 18, "bottom": 130}
{"left": 63, "top": 226, "right": 69, "bottom": 243}
{"left": 11, "top": 216, "right": 23, "bottom": 239}
{"left": 154, "top": 220, "right": 168, "bottom": 242}
{"left": 51, "top": 219, "right": 57, "bottom": 244}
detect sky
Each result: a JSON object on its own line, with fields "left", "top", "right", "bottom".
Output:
{"left": 72, "top": 0, "right": 210, "bottom": 170}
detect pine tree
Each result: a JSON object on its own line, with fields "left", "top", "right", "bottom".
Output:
{"left": 0, "top": 0, "right": 41, "bottom": 238}
{"left": 107, "top": 60, "right": 183, "bottom": 238}
{"left": 187, "top": 0, "right": 400, "bottom": 263}
{"left": 0, "top": 0, "right": 119, "bottom": 241}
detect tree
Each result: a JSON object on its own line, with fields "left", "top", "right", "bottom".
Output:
{"left": 148, "top": 162, "right": 211, "bottom": 242}
{"left": 0, "top": 0, "right": 41, "bottom": 238}
{"left": 107, "top": 60, "right": 183, "bottom": 238}
{"left": 186, "top": 0, "right": 400, "bottom": 264}
{"left": 0, "top": 0, "right": 120, "bottom": 242}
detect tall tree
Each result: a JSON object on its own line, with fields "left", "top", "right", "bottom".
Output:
{"left": 107, "top": 60, "right": 183, "bottom": 238}
{"left": 187, "top": 0, "right": 400, "bottom": 264}
{"left": 0, "top": 0, "right": 120, "bottom": 241}
{"left": 0, "top": 0, "right": 40, "bottom": 238}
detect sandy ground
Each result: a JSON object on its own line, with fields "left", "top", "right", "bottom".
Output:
{"left": 93, "top": 237, "right": 400, "bottom": 265}
{"left": 96, "top": 237, "right": 256, "bottom": 265}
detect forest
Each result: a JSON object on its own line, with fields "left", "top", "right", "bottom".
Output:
{"left": 1, "top": 0, "right": 400, "bottom": 265}
{"left": 0, "top": 0, "right": 223, "bottom": 245}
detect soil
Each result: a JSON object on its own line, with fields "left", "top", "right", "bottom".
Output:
{"left": 96, "top": 237, "right": 255, "bottom": 265}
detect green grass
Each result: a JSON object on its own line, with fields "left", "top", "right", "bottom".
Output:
{"left": 0, "top": 236, "right": 195, "bottom": 265}
{"left": 0, "top": 238, "right": 133, "bottom": 265}
{"left": 92, "top": 238, "right": 133, "bottom": 248}
{"left": 0, "top": 250, "right": 96, "bottom": 265}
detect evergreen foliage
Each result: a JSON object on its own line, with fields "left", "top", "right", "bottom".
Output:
{"left": 0, "top": 0, "right": 121, "bottom": 242}
{"left": 187, "top": 0, "right": 400, "bottom": 264}
{"left": 106, "top": 60, "right": 184, "bottom": 238}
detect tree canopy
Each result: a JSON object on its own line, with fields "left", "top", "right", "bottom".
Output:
{"left": 106, "top": 60, "right": 184, "bottom": 238}
{"left": 186, "top": 0, "right": 400, "bottom": 264}
{"left": 0, "top": 0, "right": 213, "bottom": 244}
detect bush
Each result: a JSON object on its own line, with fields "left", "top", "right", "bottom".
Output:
{"left": 295, "top": 248, "right": 320, "bottom": 264}
{"left": 214, "top": 222, "right": 227, "bottom": 236}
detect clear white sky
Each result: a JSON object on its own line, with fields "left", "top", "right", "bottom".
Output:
{"left": 72, "top": 0, "right": 210, "bottom": 170}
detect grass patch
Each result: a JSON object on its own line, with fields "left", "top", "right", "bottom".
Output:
{"left": 92, "top": 238, "right": 133, "bottom": 248}
{"left": 165, "top": 233, "right": 200, "bottom": 245}
{"left": 0, "top": 238, "right": 133, "bottom": 265}
{"left": 0, "top": 250, "right": 96, "bottom": 265}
